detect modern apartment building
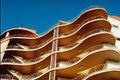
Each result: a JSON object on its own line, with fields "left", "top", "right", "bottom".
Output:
{"left": 0, "top": 7, "right": 120, "bottom": 80}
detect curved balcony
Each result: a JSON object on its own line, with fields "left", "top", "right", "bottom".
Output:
{"left": 57, "top": 44, "right": 103, "bottom": 68}
{"left": 59, "top": 16, "right": 106, "bottom": 37}
{"left": 0, "top": 74, "right": 18, "bottom": 80}
{"left": 4, "top": 43, "right": 52, "bottom": 60}
{"left": 58, "top": 18, "right": 111, "bottom": 46}
{"left": 10, "top": 34, "right": 37, "bottom": 38}
{"left": 58, "top": 28, "right": 110, "bottom": 51}
{"left": 59, "top": 7, "right": 108, "bottom": 33}
{"left": 57, "top": 32, "right": 115, "bottom": 61}
{"left": 1, "top": 28, "right": 38, "bottom": 39}
{"left": 79, "top": 28, "right": 109, "bottom": 39}
{"left": 58, "top": 43, "right": 119, "bottom": 67}
{"left": 66, "top": 64, "right": 104, "bottom": 80}
{"left": 1, "top": 56, "right": 51, "bottom": 75}
{"left": 7, "top": 45, "right": 23, "bottom": 49}
{"left": 7, "top": 37, "right": 53, "bottom": 50}
{"left": 56, "top": 44, "right": 120, "bottom": 78}
{"left": 28, "top": 37, "right": 53, "bottom": 49}
{"left": 1, "top": 50, "right": 52, "bottom": 65}
{"left": 76, "top": 64, "right": 105, "bottom": 79}
{"left": 1, "top": 51, "right": 52, "bottom": 66}
{"left": 8, "top": 66, "right": 50, "bottom": 80}
{"left": 57, "top": 60, "right": 120, "bottom": 80}
{"left": 83, "top": 70, "right": 120, "bottom": 80}
{"left": 1, "top": 29, "right": 53, "bottom": 49}
{"left": 72, "top": 62, "right": 120, "bottom": 80}
{"left": 82, "top": 44, "right": 102, "bottom": 53}
{"left": 1, "top": 58, "right": 21, "bottom": 64}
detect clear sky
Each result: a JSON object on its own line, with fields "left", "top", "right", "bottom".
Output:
{"left": 1, "top": 0, "right": 120, "bottom": 35}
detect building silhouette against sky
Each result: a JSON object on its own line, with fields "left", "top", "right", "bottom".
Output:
{"left": 0, "top": 7, "right": 120, "bottom": 80}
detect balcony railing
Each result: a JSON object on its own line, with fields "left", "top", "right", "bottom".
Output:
{"left": 71, "top": 64, "right": 104, "bottom": 80}
{"left": 65, "top": 43, "right": 78, "bottom": 49}
{"left": 59, "top": 25, "right": 80, "bottom": 36}
{"left": 71, "top": 75, "right": 85, "bottom": 80}
{"left": 59, "top": 16, "right": 106, "bottom": 36}
{"left": 21, "top": 66, "right": 50, "bottom": 79}
{"left": 24, "top": 50, "right": 52, "bottom": 63}
{"left": 58, "top": 28, "right": 108, "bottom": 51}
{"left": 29, "top": 37, "right": 53, "bottom": 49}
{"left": 82, "top": 44, "right": 103, "bottom": 53}
{"left": 22, "top": 72, "right": 42, "bottom": 79}
{"left": 0, "top": 34, "right": 36, "bottom": 43}
{"left": 58, "top": 42, "right": 78, "bottom": 51}
{"left": 58, "top": 57, "right": 80, "bottom": 67}
{"left": 0, "top": 74, "right": 18, "bottom": 79}
{"left": 79, "top": 28, "right": 109, "bottom": 39}
{"left": 73, "top": 63, "right": 119, "bottom": 80}
{"left": 8, "top": 66, "right": 50, "bottom": 79}
{"left": 10, "top": 34, "right": 36, "bottom": 37}
{"left": 1, "top": 50, "right": 51, "bottom": 64}
{"left": 7, "top": 37, "right": 53, "bottom": 50}
{"left": 2, "top": 58, "right": 21, "bottom": 63}
{"left": 68, "top": 57, "right": 81, "bottom": 63}
{"left": 89, "top": 64, "right": 104, "bottom": 74}
{"left": 58, "top": 44, "right": 104, "bottom": 67}
{"left": 7, "top": 45, "right": 22, "bottom": 49}
{"left": 24, "top": 57, "right": 42, "bottom": 63}
{"left": 9, "top": 50, "right": 52, "bottom": 64}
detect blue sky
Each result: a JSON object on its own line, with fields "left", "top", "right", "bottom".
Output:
{"left": 1, "top": 0, "right": 120, "bottom": 35}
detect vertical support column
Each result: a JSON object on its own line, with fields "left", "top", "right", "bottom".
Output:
{"left": 49, "top": 27, "right": 59, "bottom": 80}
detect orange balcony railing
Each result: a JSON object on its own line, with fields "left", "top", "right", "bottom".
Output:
{"left": 8, "top": 66, "right": 50, "bottom": 79}
{"left": 28, "top": 37, "right": 53, "bottom": 49}
{"left": 24, "top": 57, "right": 42, "bottom": 63}
{"left": 2, "top": 58, "right": 21, "bottom": 63}
{"left": 21, "top": 66, "right": 50, "bottom": 79}
{"left": 59, "top": 16, "right": 106, "bottom": 36}
{"left": 2, "top": 50, "right": 52, "bottom": 64}
{"left": 71, "top": 64, "right": 104, "bottom": 80}
{"left": 10, "top": 34, "right": 36, "bottom": 37}
{"left": 82, "top": 44, "right": 103, "bottom": 53}
{"left": 0, "top": 34, "right": 36, "bottom": 43}
{"left": 7, "top": 45, "right": 22, "bottom": 49}
{"left": 71, "top": 75, "right": 85, "bottom": 80}
{"left": 88, "top": 64, "right": 104, "bottom": 74}
{"left": 22, "top": 72, "right": 42, "bottom": 79}
{"left": 63, "top": 42, "right": 78, "bottom": 49}
{"left": 24, "top": 50, "right": 52, "bottom": 63}
{"left": 68, "top": 57, "right": 81, "bottom": 64}
{"left": 0, "top": 74, "right": 18, "bottom": 80}
{"left": 7, "top": 37, "right": 53, "bottom": 50}
{"left": 79, "top": 28, "right": 109, "bottom": 39}
{"left": 58, "top": 28, "right": 108, "bottom": 51}
{"left": 58, "top": 44, "right": 104, "bottom": 67}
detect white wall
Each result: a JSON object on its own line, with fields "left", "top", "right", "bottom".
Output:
{"left": 108, "top": 16, "right": 120, "bottom": 50}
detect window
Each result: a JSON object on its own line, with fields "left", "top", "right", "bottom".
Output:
{"left": 113, "top": 25, "right": 118, "bottom": 28}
